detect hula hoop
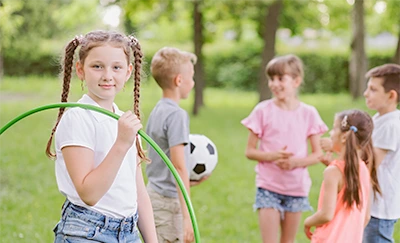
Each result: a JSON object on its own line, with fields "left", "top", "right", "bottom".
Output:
{"left": 0, "top": 102, "right": 200, "bottom": 242}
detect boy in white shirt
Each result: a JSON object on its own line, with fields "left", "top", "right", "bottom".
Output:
{"left": 362, "top": 64, "right": 400, "bottom": 243}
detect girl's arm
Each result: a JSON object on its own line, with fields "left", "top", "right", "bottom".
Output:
{"left": 136, "top": 160, "right": 157, "bottom": 243}
{"left": 364, "top": 186, "right": 372, "bottom": 227}
{"left": 62, "top": 111, "right": 141, "bottom": 206}
{"left": 245, "top": 131, "right": 293, "bottom": 162}
{"left": 304, "top": 166, "right": 341, "bottom": 227}
{"left": 291, "top": 134, "right": 323, "bottom": 168}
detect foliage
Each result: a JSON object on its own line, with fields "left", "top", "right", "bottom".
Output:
{"left": 3, "top": 40, "right": 394, "bottom": 93}
{"left": 0, "top": 0, "right": 24, "bottom": 50}
{"left": 202, "top": 40, "right": 392, "bottom": 93}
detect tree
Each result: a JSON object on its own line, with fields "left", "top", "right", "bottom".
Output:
{"left": 394, "top": 31, "right": 400, "bottom": 64}
{"left": 192, "top": 0, "right": 206, "bottom": 115}
{"left": 258, "top": 0, "right": 282, "bottom": 101}
{"left": 349, "top": 0, "right": 367, "bottom": 99}
{"left": 0, "top": 0, "right": 24, "bottom": 79}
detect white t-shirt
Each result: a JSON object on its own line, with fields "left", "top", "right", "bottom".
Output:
{"left": 370, "top": 109, "right": 400, "bottom": 220}
{"left": 55, "top": 94, "right": 138, "bottom": 218}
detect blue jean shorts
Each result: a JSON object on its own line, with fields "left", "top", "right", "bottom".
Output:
{"left": 363, "top": 216, "right": 398, "bottom": 243}
{"left": 254, "top": 187, "right": 312, "bottom": 219}
{"left": 53, "top": 200, "right": 141, "bottom": 243}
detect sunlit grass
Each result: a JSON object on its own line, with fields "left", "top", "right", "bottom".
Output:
{"left": 1, "top": 76, "right": 398, "bottom": 242}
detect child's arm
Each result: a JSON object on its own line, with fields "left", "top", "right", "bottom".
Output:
{"left": 304, "top": 166, "right": 341, "bottom": 237}
{"left": 286, "top": 134, "right": 324, "bottom": 168}
{"left": 320, "top": 137, "right": 333, "bottom": 152}
{"left": 170, "top": 144, "right": 194, "bottom": 243}
{"left": 374, "top": 147, "right": 388, "bottom": 167}
{"left": 245, "top": 131, "right": 293, "bottom": 162}
{"left": 62, "top": 111, "right": 142, "bottom": 206}
{"left": 136, "top": 161, "right": 157, "bottom": 243}
{"left": 364, "top": 186, "right": 372, "bottom": 227}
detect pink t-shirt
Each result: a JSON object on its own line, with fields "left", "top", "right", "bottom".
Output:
{"left": 312, "top": 160, "right": 370, "bottom": 243}
{"left": 241, "top": 99, "right": 328, "bottom": 197}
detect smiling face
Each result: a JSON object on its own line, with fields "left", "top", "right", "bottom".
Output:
{"left": 76, "top": 44, "right": 132, "bottom": 106}
{"left": 363, "top": 77, "right": 391, "bottom": 112}
{"left": 268, "top": 74, "right": 301, "bottom": 100}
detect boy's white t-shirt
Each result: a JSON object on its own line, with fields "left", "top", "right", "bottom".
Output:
{"left": 55, "top": 94, "right": 138, "bottom": 218}
{"left": 370, "top": 109, "right": 400, "bottom": 220}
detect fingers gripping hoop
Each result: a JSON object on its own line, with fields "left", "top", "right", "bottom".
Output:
{"left": 0, "top": 102, "right": 201, "bottom": 242}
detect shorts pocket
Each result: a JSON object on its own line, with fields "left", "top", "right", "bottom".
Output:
{"left": 61, "top": 216, "right": 100, "bottom": 240}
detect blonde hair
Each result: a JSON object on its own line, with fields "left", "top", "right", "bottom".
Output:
{"left": 150, "top": 47, "right": 197, "bottom": 89}
{"left": 265, "top": 54, "right": 304, "bottom": 80}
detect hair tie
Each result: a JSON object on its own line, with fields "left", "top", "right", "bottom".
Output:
{"left": 341, "top": 115, "right": 348, "bottom": 128}
{"left": 349, "top": 126, "right": 358, "bottom": 133}
{"left": 128, "top": 36, "right": 138, "bottom": 47}
{"left": 73, "top": 35, "right": 84, "bottom": 46}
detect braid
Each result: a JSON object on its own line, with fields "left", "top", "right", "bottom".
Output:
{"left": 45, "top": 36, "right": 81, "bottom": 158}
{"left": 128, "top": 36, "right": 149, "bottom": 163}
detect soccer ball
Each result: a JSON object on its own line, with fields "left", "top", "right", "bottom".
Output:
{"left": 189, "top": 134, "right": 218, "bottom": 181}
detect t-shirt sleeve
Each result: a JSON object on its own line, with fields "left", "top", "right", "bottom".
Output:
{"left": 165, "top": 109, "right": 190, "bottom": 148}
{"left": 373, "top": 122, "right": 399, "bottom": 152}
{"left": 55, "top": 109, "right": 96, "bottom": 150}
{"left": 241, "top": 104, "right": 264, "bottom": 137}
{"left": 307, "top": 107, "right": 328, "bottom": 137}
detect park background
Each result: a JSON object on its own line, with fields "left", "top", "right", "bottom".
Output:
{"left": 0, "top": 0, "right": 399, "bottom": 242}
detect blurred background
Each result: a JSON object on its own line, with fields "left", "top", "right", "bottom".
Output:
{"left": 0, "top": 0, "right": 399, "bottom": 242}
{"left": 1, "top": 0, "right": 399, "bottom": 112}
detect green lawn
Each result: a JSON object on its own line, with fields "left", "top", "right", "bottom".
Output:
{"left": 0, "top": 76, "right": 399, "bottom": 242}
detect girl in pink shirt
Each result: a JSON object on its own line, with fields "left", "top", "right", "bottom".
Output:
{"left": 304, "top": 109, "right": 380, "bottom": 242}
{"left": 242, "top": 54, "right": 328, "bottom": 242}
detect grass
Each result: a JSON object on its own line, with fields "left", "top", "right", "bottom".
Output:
{"left": 1, "top": 76, "right": 399, "bottom": 242}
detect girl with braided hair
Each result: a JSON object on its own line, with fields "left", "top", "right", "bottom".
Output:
{"left": 46, "top": 30, "right": 157, "bottom": 242}
{"left": 304, "top": 109, "right": 380, "bottom": 243}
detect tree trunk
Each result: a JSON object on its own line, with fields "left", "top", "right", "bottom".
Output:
{"left": 192, "top": 0, "right": 205, "bottom": 115}
{"left": 0, "top": 51, "right": 3, "bottom": 82}
{"left": 258, "top": 0, "right": 282, "bottom": 102}
{"left": 393, "top": 31, "right": 400, "bottom": 64}
{"left": 349, "top": 0, "right": 367, "bottom": 99}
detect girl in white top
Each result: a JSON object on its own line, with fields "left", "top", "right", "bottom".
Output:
{"left": 46, "top": 30, "right": 157, "bottom": 243}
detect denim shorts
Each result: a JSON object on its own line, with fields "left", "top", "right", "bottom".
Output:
{"left": 254, "top": 187, "right": 312, "bottom": 219}
{"left": 53, "top": 200, "right": 141, "bottom": 243}
{"left": 363, "top": 216, "right": 398, "bottom": 243}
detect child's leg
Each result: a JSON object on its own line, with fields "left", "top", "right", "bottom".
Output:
{"left": 280, "top": 194, "right": 311, "bottom": 243}
{"left": 280, "top": 212, "right": 302, "bottom": 243}
{"left": 259, "top": 208, "right": 281, "bottom": 243}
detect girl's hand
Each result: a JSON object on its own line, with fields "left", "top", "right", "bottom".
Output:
{"left": 275, "top": 158, "right": 297, "bottom": 170}
{"left": 320, "top": 137, "right": 333, "bottom": 152}
{"left": 304, "top": 225, "right": 313, "bottom": 240}
{"left": 116, "top": 111, "right": 142, "bottom": 149}
{"left": 304, "top": 218, "right": 313, "bottom": 240}
{"left": 273, "top": 146, "right": 294, "bottom": 161}
{"left": 319, "top": 151, "right": 333, "bottom": 166}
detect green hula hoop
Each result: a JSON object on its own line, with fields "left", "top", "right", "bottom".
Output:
{"left": 0, "top": 102, "right": 200, "bottom": 242}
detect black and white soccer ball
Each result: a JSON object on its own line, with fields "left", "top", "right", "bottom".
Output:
{"left": 189, "top": 134, "right": 218, "bottom": 181}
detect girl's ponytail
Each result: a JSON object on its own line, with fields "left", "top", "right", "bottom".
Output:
{"left": 338, "top": 110, "right": 378, "bottom": 209}
{"left": 128, "top": 36, "right": 150, "bottom": 163}
{"left": 343, "top": 129, "right": 361, "bottom": 208}
{"left": 45, "top": 36, "right": 81, "bottom": 158}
